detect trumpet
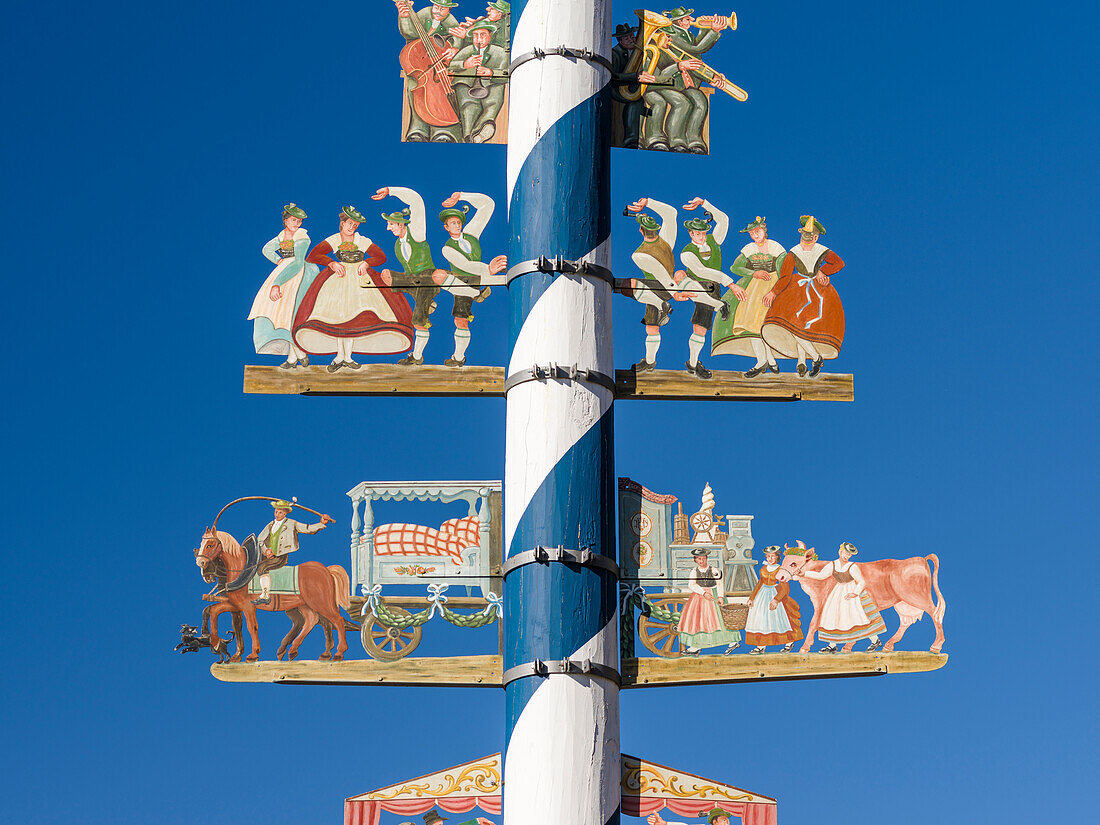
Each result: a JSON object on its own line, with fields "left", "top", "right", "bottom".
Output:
{"left": 692, "top": 12, "right": 737, "bottom": 31}
{"left": 619, "top": 10, "right": 747, "bottom": 102}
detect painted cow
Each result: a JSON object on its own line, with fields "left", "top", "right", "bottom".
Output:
{"left": 776, "top": 549, "right": 945, "bottom": 653}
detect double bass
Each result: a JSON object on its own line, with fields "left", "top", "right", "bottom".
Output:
{"left": 398, "top": 4, "right": 460, "bottom": 127}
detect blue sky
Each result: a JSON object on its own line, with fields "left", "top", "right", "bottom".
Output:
{"left": 2, "top": 1, "right": 1096, "bottom": 823}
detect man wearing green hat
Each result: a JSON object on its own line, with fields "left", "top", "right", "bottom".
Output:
{"left": 673, "top": 195, "right": 734, "bottom": 378}
{"left": 642, "top": 8, "right": 730, "bottom": 152}
{"left": 711, "top": 215, "right": 786, "bottom": 377}
{"left": 396, "top": 1, "right": 463, "bottom": 143}
{"left": 453, "top": 1, "right": 510, "bottom": 49}
{"left": 448, "top": 20, "right": 509, "bottom": 142}
{"left": 623, "top": 196, "right": 682, "bottom": 371}
{"left": 252, "top": 500, "right": 333, "bottom": 605}
{"left": 437, "top": 190, "right": 506, "bottom": 366}
{"left": 373, "top": 186, "right": 483, "bottom": 365}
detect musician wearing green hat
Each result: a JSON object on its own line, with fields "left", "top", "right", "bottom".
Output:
{"left": 452, "top": 2, "right": 510, "bottom": 49}
{"left": 711, "top": 215, "right": 786, "bottom": 377}
{"left": 642, "top": 8, "right": 730, "bottom": 153}
{"left": 436, "top": 190, "right": 506, "bottom": 366}
{"left": 673, "top": 195, "right": 734, "bottom": 379}
{"left": 610, "top": 22, "right": 653, "bottom": 149}
{"left": 761, "top": 215, "right": 847, "bottom": 377}
{"left": 396, "top": 1, "right": 463, "bottom": 143}
{"left": 623, "top": 197, "right": 681, "bottom": 371}
{"left": 252, "top": 499, "right": 333, "bottom": 605}
{"left": 448, "top": 20, "right": 508, "bottom": 142}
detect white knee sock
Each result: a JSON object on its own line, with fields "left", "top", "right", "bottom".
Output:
{"left": 644, "top": 333, "right": 661, "bottom": 364}
{"left": 441, "top": 274, "right": 479, "bottom": 298}
{"left": 260, "top": 574, "right": 271, "bottom": 597}
{"left": 750, "top": 337, "right": 768, "bottom": 367}
{"left": 687, "top": 333, "right": 705, "bottom": 367}
{"left": 685, "top": 278, "right": 723, "bottom": 309}
{"left": 636, "top": 285, "right": 665, "bottom": 309}
{"left": 342, "top": 338, "right": 357, "bottom": 363}
{"left": 452, "top": 329, "right": 471, "bottom": 360}
{"left": 800, "top": 338, "right": 821, "bottom": 361}
{"left": 413, "top": 329, "right": 429, "bottom": 359}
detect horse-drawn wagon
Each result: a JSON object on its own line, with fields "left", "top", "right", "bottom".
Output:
{"left": 346, "top": 480, "right": 503, "bottom": 661}
{"left": 618, "top": 477, "right": 758, "bottom": 657}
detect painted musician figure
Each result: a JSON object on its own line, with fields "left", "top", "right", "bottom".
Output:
{"left": 761, "top": 216, "right": 846, "bottom": 377}
{"left": 674, "top": 196, "right": 734, "bottom": 378}
{"left": 396, "top": 0, "right": 463, "bottom": 143}
{"left": 610, "top": 22, "right": 654, "bottom": 149}
{"left": 448, "top": 20, "right": 508, "bottom": 143}
{"left": 452, "top": 0, "right": 510, "bottom": 49}
{"left": 643, "top": 8, "right": 730, "bottom": 153}
{"left": 711, "top": 216, "right": 786, "bottom": 377}
{"left": 252, "top": 499, "right": 333, "bottom": 606}
{"left": 438, "top": 191, "right": 506, "bottom": 365}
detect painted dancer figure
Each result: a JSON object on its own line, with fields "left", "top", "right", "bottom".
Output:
{"left": 292, "top": 206, "right": 415, "bottom": 371}
{"left": 448, "top": 21, "right": 508, "bottom": 143}
{"left": 678, "top": 547, "right": 740, "bottom": 655}
{"left": 642, "top": 8, "right": 730, "bottom": 153}
{"left": 623, "top": 197, "right": 677, "bottom": 371}
{"left": 674, "top": 196, "right": 734, "bottom": 379}
{"left": 745, "top": 545, "right": 802, "bottom": 653}
{"left": 252, "top": 499, "right": 333, "bottom": 606}
{"left": 396, "top": 0, "right": 463, "bottom": 143}
{"left": 710, "top": 216, "right": 786, "bottom": 376}
{"left": 761, "top": 216, "right": 846, "bottom": 377}
{"left": 248, "top": 203, "right": 320, "bottom": 369}
{"left": 794, "top": 541, "right": 885, "bottom": 653}
{"left": 373, "top": 186, "right": 481, "bottom": 365}
{"left": 437, "top": 190, "right": 506, "bottom": 366}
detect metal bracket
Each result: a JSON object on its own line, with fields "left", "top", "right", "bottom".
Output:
{"left": 503, "top": 363, "right": 617, "bottom": 394}
{"left": 506, "top": 255, "right": 615, "bottom": 287}
{"left": 502, "top": 545, "right": 620, "bottom": 578}
{"left": 510, "top": 46, "right": 614, "bottom": 75}
{"left": 502, "top": 657, "right": 622, "bottom": 687}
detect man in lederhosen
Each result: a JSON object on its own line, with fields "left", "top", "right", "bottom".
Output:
{"left": 437, "top": 190, "right": 505, "bottom": 366}
{"left": 374, "top": 186, "right": 482, "bottom": 365}
{"left": 252, "top": 500, "right": 333, "bottom": 605}
{"left": 675, "top": 195, "right": 734, "bottom": 378}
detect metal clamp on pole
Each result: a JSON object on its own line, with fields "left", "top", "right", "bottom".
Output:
{"left": 506, "top": 255, "right": 615, "bottom": 287}
{"left": 509, "top": 46, "right": 614, "bottom": 75}
{"left": 503, "top": 363, "right": 617, "bottom": 394}
{"left": 502, "top": 658, "right": 622, "bottom": 687}
{"left": 502, "top": 545, "right": 620, "bottom": 578}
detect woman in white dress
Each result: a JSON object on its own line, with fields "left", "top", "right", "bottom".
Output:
{"left": 248, "top": 203, "right": 320, "bottom": 368}
{"left": 292, "top": 206, "right": 414, "bottom": 371}
{"left": 796, "top": 541, "right": 885, "bottom": 653}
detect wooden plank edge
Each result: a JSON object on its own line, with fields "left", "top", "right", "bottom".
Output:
{"left": 210, "top": 654, "right": 503, "bottom": 687}
{"left": 620, "top": 652, "right": 946, "bottom": 688}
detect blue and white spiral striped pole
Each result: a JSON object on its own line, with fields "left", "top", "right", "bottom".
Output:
{"left": 503, "top": 2, "right": 618, "bottom": 825}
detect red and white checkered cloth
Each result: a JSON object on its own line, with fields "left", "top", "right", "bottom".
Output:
{"left": 372, "top": 516, "right": 481, "bottom": 564}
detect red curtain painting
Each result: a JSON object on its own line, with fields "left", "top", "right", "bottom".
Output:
{"left": 345, "top": 796, "right": 502, "bottom": 825}
{"left": 621, "top": 796, "right": 777, "bottom": 825}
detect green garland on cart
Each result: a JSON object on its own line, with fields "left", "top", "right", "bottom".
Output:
{"left": 368, "top": 598, "right": 500, "bottom": 629}
{"left": 619, "top": 590, "right": 680, "bottom": 657}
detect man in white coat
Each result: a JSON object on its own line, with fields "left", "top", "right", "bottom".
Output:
{"left": 252, "top": 499, "right": 333, "bottom": 605}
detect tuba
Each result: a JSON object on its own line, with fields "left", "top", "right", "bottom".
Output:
{"left": 619, "top": 9, "right": 747, "bottom": 103}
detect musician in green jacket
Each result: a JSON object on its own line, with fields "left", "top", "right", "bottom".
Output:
{"left": 448, "top": 21, "right": 509, "bottom": 142}
{"left": 642, "top": 7, "right": 730, "bottom": 153}
{"left": 396, "top": 0, "right": 463, "bottom": 143}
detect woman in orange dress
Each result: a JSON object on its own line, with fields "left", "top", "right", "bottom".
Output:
{"left": 745, "top": 546, "right": 802, "bottom": 653}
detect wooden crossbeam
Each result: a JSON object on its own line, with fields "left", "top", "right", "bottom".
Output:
{"left": 211, "top": 654, "right": 503, "bottom": 687}
{"left": 244, "top": 365, "right": 853, "bottom": 402}
{"left": 210, "top": 651, "right": 942, "bottom": 687}
{"left": 620, "top": 651, "right": 947, "bottom": 688}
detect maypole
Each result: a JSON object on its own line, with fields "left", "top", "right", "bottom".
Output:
{"left": 503, "top": 2, "right": 618, "bottom": 824}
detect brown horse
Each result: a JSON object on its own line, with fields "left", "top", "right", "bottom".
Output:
{"left": 194, "top": 527, "right": 356, "bottom": 661}
{"left": 776, "top": 549, "right": 946, "bottom": 654}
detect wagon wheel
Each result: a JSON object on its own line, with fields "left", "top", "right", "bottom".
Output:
{"left": 637, "top": 596, "right": 687, "bottom": 659}
{"left": 360, "top": 607, "right": 423, "bottom": 662}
